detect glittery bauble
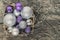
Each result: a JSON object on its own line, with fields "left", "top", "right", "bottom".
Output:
{"left": 16, "top": 6, "right": 22, "bottom": 11}
{"left": 3, "top": 14, "right": 16, "bottom": 26}
{"left": 15, "top": 2, "right": 23, "bottom": 11}
{"left": 12, "top": 27, "right": 19, "bottom": 36}
{"left": 16, "top": 25, "right": 19, "bottom": 28}
{"left": 26, "top": 19, "right": 32, "bottom": 25}
{"left": 7, "top": 6, "right": 13, "bottom": 13}
{"left": 21, "top": 6, "right": 33, "bottom": 19}
{"left": 8, "top": 27, "right": 13, "bottom": 33}
{"left": 14, "top": 9, "right": 21, "bottom": 16}
{"left": 15, "top": 2, "right": 22, "bottom": 7}
{"left": 25, "top": 26, "right": 31, "bottom": 33}
{"left": 16, "top": 16, "right": 22, "bottom": 23}
{"left": 19, "top": 21, "right": 27, "bottom": 29}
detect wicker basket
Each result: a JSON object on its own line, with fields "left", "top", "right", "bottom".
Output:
{"left": 3, "top": 3, "right": 35, "bottom": 37}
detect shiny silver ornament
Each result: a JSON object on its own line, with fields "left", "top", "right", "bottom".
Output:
{"left": 21, "top": 6, "right": 33, "bottom": 19}
{"left": 3, "top": 14, "right": 16, "bottom": 26}
{"left": 12, "top": 27, "right": 19, "bottom": 36}
{"left": 26, "top": 19, "right": 32, "bottom": 25}
{"left": 14, "top": 9, "right": 21, "bottom": 16}
{"left": 8, "top": 27, "right": 13, "bottom": 33}
{"left": 19, "top": 21, "right": 27, "bottom": 29}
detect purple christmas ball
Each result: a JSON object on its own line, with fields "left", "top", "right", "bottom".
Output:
{"left": 25, "top": 26, "right": 31, "bottom": 33}
{"left": 15, "top": 2, "right": 23, "bottom": 11}
{"left": 16, "top": 6, "right": 22, "bottom": 11}
{"left": 16, "top": 25, "right": 19, "bottom": 28}
{"left": 6, "top": 6, "right": 13, "bottom": 13}
{"left": 16, "top": 16, "right": 22, "bottom": 23}
{"left": 15, "top": 2, "right": 22, "bottom": 7}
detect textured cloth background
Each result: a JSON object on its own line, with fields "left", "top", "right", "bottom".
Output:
{"left": 0, "top": 0, "right": 60, "bottom": 40}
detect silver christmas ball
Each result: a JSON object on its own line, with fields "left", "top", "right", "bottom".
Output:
{"left": 14, "top": 9, "right": 21, "bottom": 16}
{"left": 8, "top": 27, "right": 13, "bottom": 33}
{"left": 19, "top": 21, "right": 27, "bottom": 29}
{"left": 3, "top": 14, "right": 16, "bottom": 26}
{"left": 26, "top": 19, "right": 32, "bottom": 25}
{"left": 21, "top": 6, "right": 33, "bottom": 19}
{"left": 12, "top": 27, "right": 19, "bottom": 36}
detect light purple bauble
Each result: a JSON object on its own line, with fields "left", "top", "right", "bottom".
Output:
{"left": 16, "top": 25, "right": 19, "bottom": 28}
{"left": 16, "top": 16, "right": 22, "bottom": 23}
{"left": 16, "top": 6, "right": 22, "bottom": 11}
{"left": 25, "top": 26, "right": 31, "bottom": 33}
{"left": 7, "top": 6, "right": 13, "bottom": 13}
{"left": 15, "top": 2, "right": 22, "bottom": 7}
{"left": 15, "top": 2, "right": 23, "bottom": 11}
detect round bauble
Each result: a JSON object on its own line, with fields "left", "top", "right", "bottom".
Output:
{"left": 12, "top": 27, "right": 19, "bottom": 36}
{"left": 19, "top": 21, "right": 27, "bottom": 29}
{"left": 3, "top": 14, "right": 16, "bottom": 26}
{"left": 26, "top": 19, "right": 32, "bottom": 25}
{"left": 21, "top": 6, "right": 33, "bottom": 19}
{"left": 14, "top": 9, "right": 21, "bottom": 16}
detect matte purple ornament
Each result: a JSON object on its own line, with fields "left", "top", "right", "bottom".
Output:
{"left": 16, "top": 25, "right": 19, "bottom": 28}
{"left": 7, "top": 6, "right": 13, "bottom": 13}
{"left": 16, "top": 6, "right": 22, "bottom": 11}
{"left": 15, "top": 2, "right": 22, "bottom": 7}
{"left": 16, "top": 16, "right": 22, "bottom": 23}
{"left": 15, "top": 2, "right": 23, "bottom": 11}
{"left": 25, "top": 26, "right": 31, "bottom": 33}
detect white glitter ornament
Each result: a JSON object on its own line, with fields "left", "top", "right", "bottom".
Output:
{"left": 14, "top": 9, "right": 21, "bottom": 16}
{"left": 3, "top": 14, "right": 16, "bottom": 26}
{"left": 8, "top": 27, "right": 13, "bottom": 33}
{"left": 19, "top": 21, "right": 27, "bottom": 29}
{"left": 21, "top": 6, "right": 33, "bottom": 19}
{"left": 26, "top": 19, "right": 32, "bottom": 25}
{"left": 12, "top": 28, "right": 19, "bottom": 36}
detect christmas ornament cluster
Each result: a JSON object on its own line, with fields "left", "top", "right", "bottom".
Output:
{"left": 3, "top": 2, "right": 34, "bottom": 36}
